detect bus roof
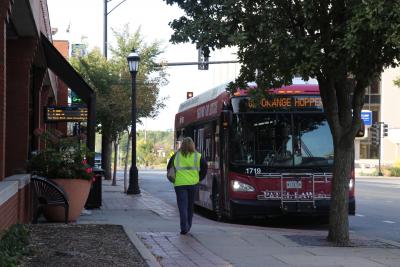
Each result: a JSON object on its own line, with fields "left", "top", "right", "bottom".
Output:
{"left": 175, "top": 79, "right": 320, "bottom": 128}
{"left": 234, "top": 84, "right": 319, "bottom": 96}
{"left": 178, "top": 78, "right": 319, "bottom": 113}
{"left": 178, "top": 83, "right": 229, "bottom": 113}
{"left": 235, "top": 78, "right": 319, "bottom": 96}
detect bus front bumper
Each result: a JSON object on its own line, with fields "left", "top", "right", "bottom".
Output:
{"left": 230, "top": 197, "right": 355, "bottom": 218}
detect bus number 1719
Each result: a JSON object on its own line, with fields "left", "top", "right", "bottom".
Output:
{"left": 245, "top": 168, "right": 261, "bottom": 175}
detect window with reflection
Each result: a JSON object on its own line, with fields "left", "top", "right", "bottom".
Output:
{"left": 293, "top": 114, "right": 333, "bottom": 166}
{"left": 230, "top": 113, "right": 333, "bottom": 167}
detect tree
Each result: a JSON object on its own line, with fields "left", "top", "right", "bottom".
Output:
{"left": 71, "top": 49, "right": 119, "bottom": 180}
{"left": 164, "top": 0, "right": 400, "bottom": 245}
{"left": 395, "top": 77, "right": 400, "bottom": 88}
{"left": 137, "top": 139, "right": 157, "bottom": 167}
{"left": 71, "top": 25, "right": 168, "bottom": 182}
{"left": 109, "top": 25, "right": 168, "bottom": 183}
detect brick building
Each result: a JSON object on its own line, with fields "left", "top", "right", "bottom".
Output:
{"left": 0, "top": 0, "right": 95, "bottom": 230}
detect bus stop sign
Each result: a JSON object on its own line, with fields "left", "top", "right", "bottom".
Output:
{"left": 361, "top": 110, "right": 372, "bottom": 126}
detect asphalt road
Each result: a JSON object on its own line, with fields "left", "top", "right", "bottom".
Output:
{"left": 350, "top": 177, "right": 400, "bottom": 243}
{"left": 127, "top": 170, "right": 400, "bottom": 243}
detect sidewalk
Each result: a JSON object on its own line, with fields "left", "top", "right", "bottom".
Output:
{"left": 77, "top": 179, "right": 400, "bottom": 267}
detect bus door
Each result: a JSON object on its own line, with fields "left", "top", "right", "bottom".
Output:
{"left": 220, "top": 112, "right": 232, "bottom": 213}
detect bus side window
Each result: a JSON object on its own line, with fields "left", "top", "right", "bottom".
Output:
{"left": 176, "top": 129, "right": 184, "bottom": 149}
{"left": 197, "top": 128, "right": 205, "bottom": 156}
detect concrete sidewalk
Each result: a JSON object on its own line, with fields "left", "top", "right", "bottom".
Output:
{"left": 77, "top": 179, "right": 400, "bottom": 267}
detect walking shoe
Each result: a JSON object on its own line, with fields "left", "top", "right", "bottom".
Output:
{"left": 180, "top": 230, "right": 188, "bottom": 235}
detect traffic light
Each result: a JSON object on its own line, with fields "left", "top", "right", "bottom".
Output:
{"left": 370, "top": 124, "right": 380, "bottom": 146}
{"left": 383, "top": 123, "right": 389, "bottom": 137}
{"left": 186, "top": 92, "right": 193, "bottom": 99}
{"left": 198, "top": 46, "right": 210, "bottom": 70}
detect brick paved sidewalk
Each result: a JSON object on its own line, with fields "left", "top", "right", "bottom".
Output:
{"left": 82, "top": 180, "right": 231, "bottom": 266}
{"left": 78, "top": 178, "right": 400, "bottom": 267}
{"left": 138, "top": 232, "right": 232, "bottom": 267}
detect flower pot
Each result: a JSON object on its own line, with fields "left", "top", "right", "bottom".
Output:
{"left": 44, "top": 179, "right": 92, "bottom": 222}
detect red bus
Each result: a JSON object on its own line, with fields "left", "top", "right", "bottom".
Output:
{"left": 174, "top": 81, "right": 355, "bottom": 219}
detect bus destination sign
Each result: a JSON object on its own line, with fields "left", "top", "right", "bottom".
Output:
{"left": 45, "top": 106, "right": 88, "bottom": 122}
{"left": 232, "top": 96, "right": 323, "bottom": 113}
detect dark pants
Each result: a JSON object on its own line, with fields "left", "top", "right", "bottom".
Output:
{"left": 174, "top": 185, "right": 197, "bottom": 233}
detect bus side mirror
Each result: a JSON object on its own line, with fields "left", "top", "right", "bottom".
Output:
{"left": 222, "top": 110, "right": 232, "bottom": 128}
{"left": 356, "top": 121, "right": 365, "bottom": 137}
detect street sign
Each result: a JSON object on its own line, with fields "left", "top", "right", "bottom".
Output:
{"left": 361, "top": 110, "right": 372, "bottom": 126}
{"left": 70, "top": 91, "right": 83, "bottom": 105}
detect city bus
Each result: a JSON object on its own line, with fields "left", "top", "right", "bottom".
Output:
{"left": 174, "top": 80, "right": 356, "bottom": 219}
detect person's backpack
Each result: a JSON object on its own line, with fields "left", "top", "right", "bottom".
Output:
{"left": 167, "top": 166, "right": 176, "bottom": 183}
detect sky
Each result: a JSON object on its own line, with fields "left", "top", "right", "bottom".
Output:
{"left": 47, "top": 0, "right": 240, "bottom": 131}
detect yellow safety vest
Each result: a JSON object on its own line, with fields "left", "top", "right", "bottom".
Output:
{"left": 174, "top": 151, "right": 201, "bottom": 186}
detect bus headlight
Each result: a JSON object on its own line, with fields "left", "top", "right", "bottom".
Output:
{"left": 232, "top": 180, "right": 255, "bottom": 192}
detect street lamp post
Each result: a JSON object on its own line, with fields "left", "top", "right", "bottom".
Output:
{"left": 126, "top": 49, "right": 141, "bottom": 195}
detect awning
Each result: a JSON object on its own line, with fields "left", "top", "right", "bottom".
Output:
{"left": 40, "top": 33, "right": 96, "bottom": 156}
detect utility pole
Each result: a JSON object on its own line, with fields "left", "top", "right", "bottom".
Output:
{"left": 104, "top": 0, "right": 127, "bottom": 58}
{"left": 104, "top": 0, "right": 108, "bottom": 58}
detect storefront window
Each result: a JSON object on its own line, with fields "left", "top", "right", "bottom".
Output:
{"left": 370, "top": 80, "right": 380, "bottom": 94}
{"left": 360, "top": 143, "right": 379, "bottom": 159}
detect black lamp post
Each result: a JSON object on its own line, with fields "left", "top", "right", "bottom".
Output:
{"left": 126, "top": 49, "right": 141, "bottom": 195}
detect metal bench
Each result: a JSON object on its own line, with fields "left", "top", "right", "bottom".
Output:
{"left": 31, "top": 176, "right": 69, "bottom": 223}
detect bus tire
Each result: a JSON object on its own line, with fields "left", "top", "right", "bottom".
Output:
{"left": 212, "top": 181, "right": 223, "bottom": 221}
{"left": 318, "top": 215, "right": 329, "bottom": 224}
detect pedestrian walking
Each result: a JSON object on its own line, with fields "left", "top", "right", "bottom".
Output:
{"left": 167, "top": 137, "right": 207, "bottom": 235}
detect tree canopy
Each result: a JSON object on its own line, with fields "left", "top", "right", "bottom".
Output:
{"left": 71, "top": 25, "right": 168, "bottom": 179}
{"left": 164, "top": 0, "right": 400, "bottom": 245}
{"left": 71, "top": 26, "right": 167, "bottom": 135}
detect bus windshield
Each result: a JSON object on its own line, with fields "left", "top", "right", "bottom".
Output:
{"left": 230, "top": 113, "right": 333, "bottom": 167}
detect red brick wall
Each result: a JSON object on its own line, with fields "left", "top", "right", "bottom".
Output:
{"left": 53, "top": 40, "right": 69, "bottom": 58}
{"left": 1, "top": 175, "right": 33, "bottom": 230}
{"left": 32, "top": 68, "right": 46, "bottom": 151}
{"left": 17, "top": 184, "right": 32, "bottom": 223}
{"left": 5, "top": 37, "right": 37, "bottom": 176}
{"left": 56, "top": 79, "right": 68, "bottom": 135}
{"left": 0, "top": 20, "right": 6, "bottom": 181}
{"left": 0, "top": 193, "right": 18, "bottom": 230}
{"left": 53, "top": 40, "right": 69, "bottom": 135}
{"left": 0, "top": 0, "right": 13, "bottom": 181}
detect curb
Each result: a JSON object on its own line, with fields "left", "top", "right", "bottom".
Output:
{"left": 123, "top": 226, "right": 162, "bottom": 267}
{"left": 357, "top": 175, "right": 400, "bottom": 179}
{"left": 376, "top": 237, "right": 400, "bottom": 248}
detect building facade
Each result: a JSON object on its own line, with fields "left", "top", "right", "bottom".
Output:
{"left": 355, "top": 66, "right": 400, "bottom": 170}
{"left": 0, "top": 0, "right": 95, "bottom": 230}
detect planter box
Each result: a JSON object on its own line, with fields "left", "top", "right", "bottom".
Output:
{"left": 44, "top": 179, "right": 91, "bottom": 222}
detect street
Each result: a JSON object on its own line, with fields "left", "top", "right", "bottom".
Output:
{"left": 132, "top": 170, "right": 400, "bottom": 243}
{"left": 350, "top": 177, "right": 400, "bottom": 243}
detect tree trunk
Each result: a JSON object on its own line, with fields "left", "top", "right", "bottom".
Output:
{"left": 101, "top": 133, "right": 112, "bottom": 180}
{"left": 123, "top": 132, "right": 131, "bottom": 193}
{"left": 328, "top": 135, "right": 353, "bottom": 246}
{"left": 112, "top": 141, "right": 118, "bottom": 186}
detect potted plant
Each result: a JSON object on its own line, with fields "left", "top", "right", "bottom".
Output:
{"left": 29, "top": 128, "right": 94, "bottom": 222}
